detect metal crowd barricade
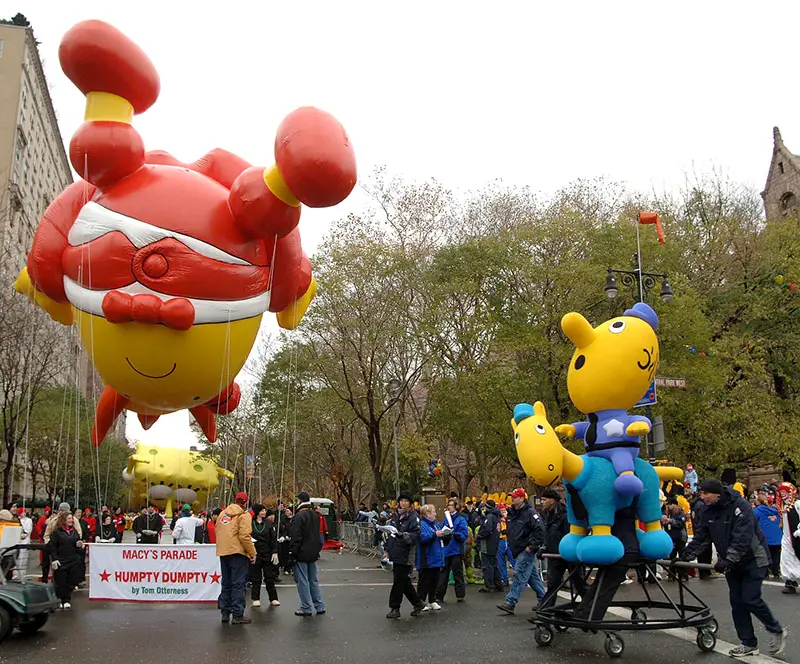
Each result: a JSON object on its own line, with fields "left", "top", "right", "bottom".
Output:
{"left": 340, "top": 522, "right": 380, "bottom": 559}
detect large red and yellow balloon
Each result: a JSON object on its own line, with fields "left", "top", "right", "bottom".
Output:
{"left": 14, "top": 20, "right": 357, "bottom": 446}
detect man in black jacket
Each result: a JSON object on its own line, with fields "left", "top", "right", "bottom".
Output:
{"left": 384, "top": 491, "right": 426, "bottom": 619}
{"left": 497, "top": 488, "right": 545, "bottom": 614}
{"left": 478, "top": 500, "right": 503, "bottom": 593}
{"left": 537, "top": 488, "right": 588, "bottom": 608}
{"left": 132, "top": 505, "right": 162, "bottom": 544}
{"left": 690, "top": 493, "right": 712, "bottom": 579}
{"left": 289, "top": 491, "right": 325, "bottom": 617}
{"left": 681, "top": 479, "right": 786, "bottom": 658}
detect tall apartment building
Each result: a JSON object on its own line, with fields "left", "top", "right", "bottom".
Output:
{"left": 0, "top": 22, "right": 102, "bottom": 390}
{"left": 0, "top": 22, "right": 73, "bottom": 264}
{"left": 0, "top": 22, "right": 119, "bottom": 503}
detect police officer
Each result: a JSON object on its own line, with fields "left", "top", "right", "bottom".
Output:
{"left": 680, "top": 478, "right": 787, "bottom": 658}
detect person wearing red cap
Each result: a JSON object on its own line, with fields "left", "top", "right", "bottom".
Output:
{"left": 216, "top": 492, "right": 257, "bottom": 624}
{"left": 496, "top": 488, "right": 545, "bottom": 614}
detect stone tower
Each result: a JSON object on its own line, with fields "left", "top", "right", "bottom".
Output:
{"left": 761, "top": 127, "right": 800, "bottom": 220}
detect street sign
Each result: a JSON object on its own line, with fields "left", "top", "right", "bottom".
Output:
{"left": 634, "top": 380, "right": 657, "bottom": 408}
{"left": 655, "top": 377, "right": 686, "bottom": 388}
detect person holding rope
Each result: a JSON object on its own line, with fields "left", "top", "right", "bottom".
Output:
{"left": 249, "top": 505, "right": 280, "bottom": 608}
{"left": 290, "top": 491, "right": 326, "bottom": 617}
{"left": 48, "top": 510, "right": 85, "bottom": 609}
{"left": 133, "top": 504, "right": 162, "bottom": 544}
{"left": 216, "top": 492, "right": 257, "bottom": 624}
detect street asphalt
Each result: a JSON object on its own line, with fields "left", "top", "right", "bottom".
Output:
{"left": 2, "top": 551, "right": 798, "bottom": 664}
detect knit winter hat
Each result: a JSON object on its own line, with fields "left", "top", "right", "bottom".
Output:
{"left": 58, "top": 502, "right": 71, "bottom": 512}
{"left": 699, "top": 478, "right": 723, "bottom": 494}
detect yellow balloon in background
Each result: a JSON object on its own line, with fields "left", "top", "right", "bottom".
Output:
{"left": 122, "top": 443, "right": 233, "bottom": 517}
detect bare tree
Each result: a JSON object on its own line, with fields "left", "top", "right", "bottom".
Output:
{"left": 0, "top": 241, "right": 70, "bottom": 505}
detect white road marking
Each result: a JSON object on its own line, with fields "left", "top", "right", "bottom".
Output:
{"left": 318, "top": 583, "right": 393, "bottom": 587}
{"left": 318, "top": 568, "right": 385, "bottom": 572}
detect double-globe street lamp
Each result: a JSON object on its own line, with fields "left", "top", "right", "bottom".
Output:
{"left": 603, "top": 252, "right": 673, "bottom": 462}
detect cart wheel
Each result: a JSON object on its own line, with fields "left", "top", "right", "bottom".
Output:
{"left": 604, "top": 633, "right": 625, "bottom": 658}
{"left": 17, "top": 613, "right": 49, "bottom": 635}
{"left": 534, "top": 624, "right": 554, "bottom": 646}
{"left": 631, "top": 609, "right": 647, "bottom": 625}
{"left": 705, "top": 618, "right": 719, "bottom": 635}
{"left": 554, "top": 624, "right": 569, "bottom": 633}
{"left": 697, "top": 630, "right": 716, "bottom": 652}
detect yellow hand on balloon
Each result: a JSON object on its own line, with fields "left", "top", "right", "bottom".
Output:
{"left": 277, "top": 276, "right": 318, "bottom": 330}
{"left": 555, "top": 424, "right": 577, "bottom": 439}
{"left": 626, "top": 421, "right": 651, "bottom": 436}
{"left": 13, "top": 268, "right": 74, "bottom": 326}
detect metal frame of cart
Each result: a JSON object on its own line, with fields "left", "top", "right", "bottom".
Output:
{"left": 532, "top": 555, "right": 719, "bottom": 658}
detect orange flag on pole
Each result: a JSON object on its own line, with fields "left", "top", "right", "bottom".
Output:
{"left": 639, "top": 212, "right": 665, "bottom": 244}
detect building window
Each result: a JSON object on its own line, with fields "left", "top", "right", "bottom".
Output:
{"left": 780, "top": 192, "right": 798, "bottom": 215}
{"left": 779, "top": 161, "right": 785, "bottom": 174}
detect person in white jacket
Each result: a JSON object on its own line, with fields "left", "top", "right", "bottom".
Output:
{"left": 172, "top": 505, "right": 203, "bottom": 544}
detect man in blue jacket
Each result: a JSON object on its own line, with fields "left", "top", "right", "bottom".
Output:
{"left": 435, "top": 498, "right": 469, "bottom": 603}
{"left": 496, "top": 488, "right": 545, "bottom": 614}
{"left": 681, "top": 479, "right": 787, "bottom": 658}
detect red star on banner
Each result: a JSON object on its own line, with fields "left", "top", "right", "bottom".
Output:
{"left": 99, "top": 570, "right": 110, "bottom": 582}
{"left": 210, "top": 572, "right": 221, "bottom": 584}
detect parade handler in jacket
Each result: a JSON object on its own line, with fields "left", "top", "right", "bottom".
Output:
{"left": 538, "top": 488, "right": 588, "bottom": 608}
{"left": 435, "top": 498, "right": 469, "bottom": 603}
{"left": 384, "top": 490, "right": 426, "bottom": 619}
{"left": 497, "top": 488, "right": 545, "bottom": 614}
{"left": 289, "top": 491, "right": 326, "bottom": 617}
{"left": 680, "top": 479, "right": 787, "bottom": 658}
{"left": 216, "top": 492, "right": 256, "bottom": 625}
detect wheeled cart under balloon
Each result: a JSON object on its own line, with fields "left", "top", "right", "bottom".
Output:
{"left": 531, "top": 555, "right": 719, "bottom": 658}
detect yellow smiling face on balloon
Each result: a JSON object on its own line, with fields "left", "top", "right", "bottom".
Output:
{"left": 76, "top": 311, "right": 261, "bottom": 414}
{"left": 562, "top": 304, "right": 660, "bottom": 415}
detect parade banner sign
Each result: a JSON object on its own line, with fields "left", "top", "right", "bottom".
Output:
{"left": 89, "top": 544, "right": 221, "bottom": 603}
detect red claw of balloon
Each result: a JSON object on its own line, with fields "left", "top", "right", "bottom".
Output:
{"left": 205, "top": 383, "right": 241, "bottom": 415}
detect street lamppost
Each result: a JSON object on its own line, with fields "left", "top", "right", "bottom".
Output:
{"left": 386, "top": 378, "right": 402, "bottom": 498}
{"left": 603, "top": 243, "right": 673, "bottom": 462}
{"left": 603, "top": 255, "right": 673, "bottom": 304}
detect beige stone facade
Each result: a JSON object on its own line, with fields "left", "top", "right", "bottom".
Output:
{"left": 761, "top": 127, "right": 800, "bottom": 221}
{"left": 0, "top": 24, "right": 117, "bottom": 504}
{"left": 0, "top": 23, "right": 73, "bottom": 268}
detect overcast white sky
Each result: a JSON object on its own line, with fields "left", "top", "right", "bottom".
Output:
{"left": 15, "top": 1, "right": 800, "bottom": 448}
